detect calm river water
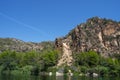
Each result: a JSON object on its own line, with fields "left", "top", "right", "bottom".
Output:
{"left": 0, "top": 74, "right": 120, "bottom": 80}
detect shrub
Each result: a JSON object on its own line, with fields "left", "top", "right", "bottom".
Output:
{"left": 80, "top": 66, "right": 88, "bottom": 74}
{"left": 21, "top": 65, "right": 33, "bottom": 75}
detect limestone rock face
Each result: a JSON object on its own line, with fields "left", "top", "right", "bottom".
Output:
{"left": 55, "top": 17, "right": 120, "bottom": 57}
{"left": 57, "top": 42, "right": 73, "bottom": 66}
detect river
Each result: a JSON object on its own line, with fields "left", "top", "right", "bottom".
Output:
{"left": 0, "top": 74, "right": 120, "bottom": 80}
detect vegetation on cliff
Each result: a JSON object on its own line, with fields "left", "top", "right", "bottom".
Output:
{"left": 0, "top": 38, "right": 54, "bottom": 52}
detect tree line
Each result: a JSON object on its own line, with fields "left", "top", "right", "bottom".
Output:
{"left": 0, "top": 50, "right": 120, "bottom": 76}
{"left": 0, "top": 49, "right": 59, "bottom": 75}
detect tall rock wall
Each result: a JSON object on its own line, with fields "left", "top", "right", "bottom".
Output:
{"left": 55, "top": 17, "right": 120, "bottom": 57}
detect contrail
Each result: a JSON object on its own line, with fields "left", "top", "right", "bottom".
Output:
{"left": 0, "top": 12, "right": 51, "bottom": 38}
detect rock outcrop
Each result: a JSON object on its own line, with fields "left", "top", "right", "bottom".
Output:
{"left": 57, "top": 42, "right": 73, "bottom": 66}
{"left": 55, "top": 17, "right": 120, "bottom": 57}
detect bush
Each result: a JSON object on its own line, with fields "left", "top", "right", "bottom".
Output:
{"left": 31, "top": 66, "right": 39, "bottom": 75}
{"left": 80, "top": 66, "right": 88, "bottom": 74}
{"left": 96, "top": 66, "right": 109, "bottom": 76}
{"left": 74, "top": 51, "right": 99, "bottom": 67}
{"left": 21, "top": 65, "right": 33, "bottom": 75}
{"left": 47, "top": 67, "right": 58, "bottom": 73}
{"left": 11, "top": 70, "right": 22, "bottom": 75}
{"left": 0, "top": 66, "right": 4, "bottom": 73}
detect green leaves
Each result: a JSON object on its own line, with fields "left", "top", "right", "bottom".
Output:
{"left": 73, "top": 51, "right": 120, "bottom": 76}
{"left": 74, "top": 51, "right": 99, "bottom": 67}
{"left": 0, "top": 49, "right": 59, "bottom": 75}
{"left": 41, "top": 50, "right": 59, "bottom": 71}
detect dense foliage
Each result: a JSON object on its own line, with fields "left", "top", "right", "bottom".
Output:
{"left": 0, "top": 50, "right": 119, "bottom": 76}
{"left": 0, "top": 50, "right": 59, "bottom": 75}
{"left": 73, "top": 51, "right": 120, "bottom": 76}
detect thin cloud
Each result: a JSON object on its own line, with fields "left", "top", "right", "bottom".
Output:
{"left": 0, "top": 12, "right": 51, "bottom": 38}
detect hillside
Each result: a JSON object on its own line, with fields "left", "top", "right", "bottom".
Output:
{"left": 0, "top": 38, "right": 54, "bottom": 52}
{"left": 0, "top": 17, "right": 120, "bottom": 76}
{"left": 55, "top": 17, "right": 120, "bottom": 57}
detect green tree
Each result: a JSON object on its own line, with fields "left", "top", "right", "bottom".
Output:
{"left": 0, "top": 50, "right": 18, "bottom": 72}
{"left": 41, "top": 50, "right": 59, "bottom": 71}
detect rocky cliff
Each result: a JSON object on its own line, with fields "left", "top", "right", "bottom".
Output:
{"left": 55, "top": 17, "right": 120, "bottom": 57}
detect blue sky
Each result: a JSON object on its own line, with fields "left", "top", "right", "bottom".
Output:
{"left": 0, "top": 0, "right": 120, "bottom": 42}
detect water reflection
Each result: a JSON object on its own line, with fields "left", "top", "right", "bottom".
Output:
{"left": 0, "top": 74, "right": 120, "bottom": 80}
{"left": 56, "top": 76, "right": 64, "bottom": 80}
